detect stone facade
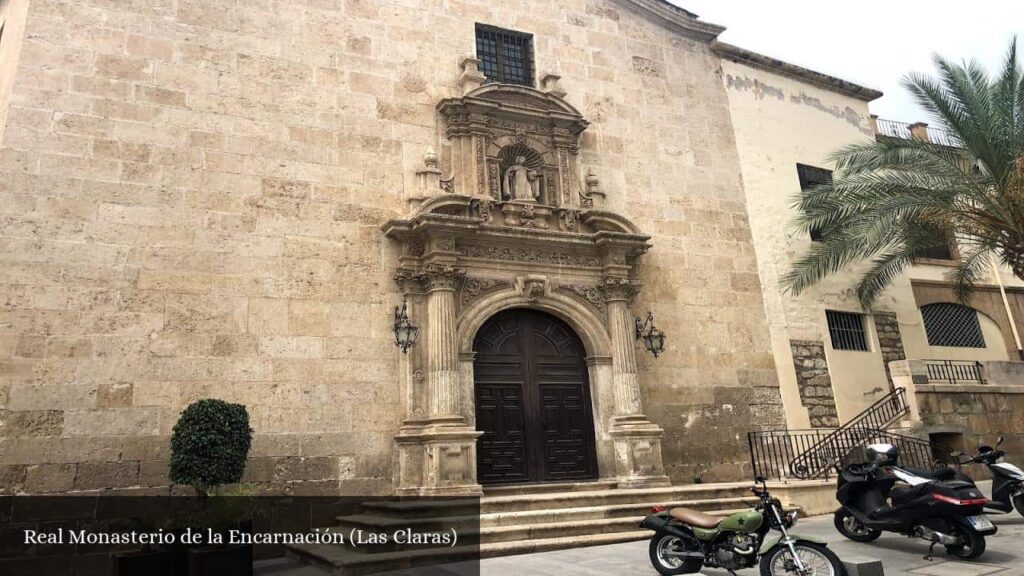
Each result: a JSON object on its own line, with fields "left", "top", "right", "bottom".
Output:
{"left": 874, "top": 311, "right": 906, "bottom": 387}
{"left": 789, "top": 340, "right": 839, "bottom": 428}
{"left": 0, "top": 0, "right": 784, "bottom": 493}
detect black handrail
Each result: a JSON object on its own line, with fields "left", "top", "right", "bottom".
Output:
{"left": 785, "top": 388, "right": 910, "bottom": 479}
{"left": 749, "top": 427, "right": 938, "bottom": 481}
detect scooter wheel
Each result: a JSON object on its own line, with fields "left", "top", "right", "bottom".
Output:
{"left": 648, "top": 534, "right": 702, "bottom": 575}
{"left": 833, "top": 508, "right": 881, "bottom": 542}
{"left": 945, "top": 525, "right": 986, "bottom": 560}
{"left": 1013, "top": 493, "right": 1024, "bottom": 519}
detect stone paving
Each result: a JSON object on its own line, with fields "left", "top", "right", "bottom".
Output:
{"left": 257, "top": 481, "right": 1024, "bottom": 576}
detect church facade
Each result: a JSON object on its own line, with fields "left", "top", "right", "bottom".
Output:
{"left": 0, "top": 0, "right": 801, "bottom": 495}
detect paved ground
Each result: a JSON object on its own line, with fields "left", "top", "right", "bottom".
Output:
{"left": 257, "top": 481, "right": 1024, "bottom": 576}
{"left": 472, "top": 510, "right": 1024, "bottom": 576}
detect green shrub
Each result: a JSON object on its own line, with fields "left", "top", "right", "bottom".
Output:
{"left": 169, "top": 399, "right": 252, "bottom": 495}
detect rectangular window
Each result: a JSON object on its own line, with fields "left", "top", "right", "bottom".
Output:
{"left": 796, "top": 164, "right": 833, "bottom": 242}
{"left": 475, "top": 24, "right": 534, "bottom": 87}
{"left": 826, "top": 310, "right": 869, "bottom": 351}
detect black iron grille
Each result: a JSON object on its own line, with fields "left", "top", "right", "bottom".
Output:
{"left": 921, "top": 303, "right": 985, "bottom": 348}
{"left": 476, "top": 24, "right": 534, "bottom": 87}
{"left": 826, "top": 310, "right": 868, "bottom": 351}
{"left": 796, "top": 164, "right": 833, "bottom": 241}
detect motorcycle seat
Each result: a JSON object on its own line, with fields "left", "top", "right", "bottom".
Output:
{"left": 668, "top": 507, "right": 722, "bottom": 528}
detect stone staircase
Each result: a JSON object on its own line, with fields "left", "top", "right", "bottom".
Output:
{"left": 287, "top": 481, "right": 758, "bottom": 575}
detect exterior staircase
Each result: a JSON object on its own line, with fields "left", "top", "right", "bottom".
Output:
{"left": 287, "top": 481, "right": 758, "bottom": 575}
{"left": 749, "top": 387, "right": 939, "bottom": 481}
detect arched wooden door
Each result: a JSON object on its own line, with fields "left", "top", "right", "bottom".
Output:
{"left": 473, "top": 309, "right": 598, "bottom": 485}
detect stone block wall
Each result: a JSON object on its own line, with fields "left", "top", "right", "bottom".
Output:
{"left": 875, "top": 311, "right": 906, "bottom": 388}
{"left": 789, "top": 340, "right": 839, "bottom": 428}
{"left": 0, "top": 0, "right": 783, "bottom": 493}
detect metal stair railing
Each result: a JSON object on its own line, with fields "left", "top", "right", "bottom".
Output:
{"left": 786, "top": 387, "right": 910, "bottom": 479}
{"left": 748, "top": 426, "right": 937, "bottom": 481}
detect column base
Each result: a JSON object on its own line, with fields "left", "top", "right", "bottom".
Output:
{"left": 395, "top": 424, "right": 484, "bottom": 496}
{"left": 609, "top": 415, "right": 671, "bottom": 488}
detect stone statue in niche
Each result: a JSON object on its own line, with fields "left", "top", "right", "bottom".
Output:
{"left": 503, "top": 156, "right": 540, "bottom": 203}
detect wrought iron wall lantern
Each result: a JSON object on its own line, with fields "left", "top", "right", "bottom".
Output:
{"left": 635, "top": 311, "right": 666, "bottom": 357}
{"left": 393, "top": 298, "right": 419, "bottom": 353}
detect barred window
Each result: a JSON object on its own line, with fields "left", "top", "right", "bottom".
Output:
{"left": 796, "top": 164, "right": 833, "bottom": 241}
{"left": 826, "top": 310, "right": 869, "bottom": 351}
{"left": 921, "top": 303, "right": 985, "bottom": 348}
{"left": 475, "top": 24, "right": 534, "bottom": 87}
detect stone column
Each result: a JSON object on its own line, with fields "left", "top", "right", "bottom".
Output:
{"left": 598, "top": 277, "right": 670, "bottom": 488}
{"left": 602, "top": 280, "right": 644, "bottom": 417}
{"left": 422, "top": 266, "right": 465, "bottom": 424}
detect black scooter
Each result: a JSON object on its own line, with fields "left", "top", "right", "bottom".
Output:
{"left": 898, "top": 436, "right": 1024, "bottom": 517}
{"left": 833, "top": 443, "right": 996, "bottom": 560}
{"left": 952, "top": 436, "right": 1024, "bottom": 516}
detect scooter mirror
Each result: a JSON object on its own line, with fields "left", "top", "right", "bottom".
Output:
{"left": 997, "top": 436, "right": 1004, "bottom": 447}
{"left": 754, "top": 475, "right": 766, "bottom": 484}
{"left": 950, "top": 451, "right": 962, "bottom": 458}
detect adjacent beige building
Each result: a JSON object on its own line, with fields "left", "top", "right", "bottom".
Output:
{"left": 717, "top": 42, "right": 1024, "bottom": 458}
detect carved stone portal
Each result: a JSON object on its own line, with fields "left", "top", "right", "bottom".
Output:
{"left": 384, "top": 81, "right": 668, "bottom": 496}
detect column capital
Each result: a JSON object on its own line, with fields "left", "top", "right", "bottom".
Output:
{"left": 598, "top": 277, "right": 642, "bottom": 303}
{"left": 395, "top": 265, "right": 466, "bottom": 293}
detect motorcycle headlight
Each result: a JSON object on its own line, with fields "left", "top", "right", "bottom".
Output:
{"left": 784, "top": 510, "right": 798, "bottom": 528}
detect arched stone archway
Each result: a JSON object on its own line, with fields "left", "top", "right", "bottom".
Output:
{"left": 457, "top": 288, "right": 618, "bottom": 483}
{"left": 472, "top": 308, "right": 598, "bottom": 485}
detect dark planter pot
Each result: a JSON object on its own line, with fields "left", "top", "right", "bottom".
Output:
{"left": 187, "top": 544, "right": 253, "bottom": 576}
{"left": 111, "top": 548, "right": 171, "bottom": 576}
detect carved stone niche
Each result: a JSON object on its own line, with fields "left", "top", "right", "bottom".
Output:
{"left": 437, "top": 83, "right": 595, "bottom": 211}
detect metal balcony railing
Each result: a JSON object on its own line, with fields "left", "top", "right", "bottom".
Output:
{"left": 874, "top": 118, "right": 961, "bottom": 148}
{"left": 924, "top": 360, "right": 985, "bottom": 384}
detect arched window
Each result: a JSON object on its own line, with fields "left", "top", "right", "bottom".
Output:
{"left": 920, "top": 303, "right": 985, "bottom": 348}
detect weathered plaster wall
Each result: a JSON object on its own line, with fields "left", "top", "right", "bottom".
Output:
{"left": 0, "top": 0, "right": 782, "bottom": 493}
{"left": 719, "top": 57, "right": 917, "bottom": 428}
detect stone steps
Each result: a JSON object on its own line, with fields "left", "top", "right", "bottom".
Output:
{"left": 288, "top": 530, "right": 652, "bottom": 576}
{"left": 287, "top": 482, "right": 757, "bottom": 574}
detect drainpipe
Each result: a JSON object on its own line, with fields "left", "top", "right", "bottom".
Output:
{"left": 991, "top": 261, "right": 1024, "bottom": 360}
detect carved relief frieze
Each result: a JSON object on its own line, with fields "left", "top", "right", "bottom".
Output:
{"left": 558, "top": 284, "right": 605, "bottom": 313}
{"left": 458, "top": 277, "right": 512, "bottom": 308}
{"left": 456, "top": 242, "right": 601, "bottom": 268}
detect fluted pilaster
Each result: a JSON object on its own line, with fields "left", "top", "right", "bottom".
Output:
{"left": 599, "top": 277, "right": 644, "bottom": 417}
{"left": 422, "top": 266, "right": 465, "bottom": 422}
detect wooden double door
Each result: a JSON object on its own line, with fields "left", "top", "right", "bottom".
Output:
{"left": 473, "top": 309, "right": 598, "bottom": 485}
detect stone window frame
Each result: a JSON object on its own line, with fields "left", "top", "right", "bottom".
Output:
{"left": 475, "top": 23, "right": 535, "bottom": 87}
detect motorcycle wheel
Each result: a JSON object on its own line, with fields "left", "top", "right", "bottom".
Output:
{"left": 759, "top": 542, "right": 843, "bottom": 576}
{"left": 944, "top": 525, "right": 986, "bottom": 560}
{"left": 833, "top": 508, "right": 881, "bottom": 542}
{"left": 648, "top": 533, "right": 702, "bottom": 575}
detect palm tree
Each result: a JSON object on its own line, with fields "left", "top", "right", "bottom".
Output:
{"left": 782, "top": 39, "right": 1024, "bottom": 307}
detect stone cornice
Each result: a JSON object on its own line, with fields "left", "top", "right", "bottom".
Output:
{"left": 712, "top": 41, "right": 883, "bottom": 102}
{"left": 617, "top": 0, "right": 725, "bottom": 43}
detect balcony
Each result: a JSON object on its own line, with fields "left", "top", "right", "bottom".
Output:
{"left": 872, "top": 117, "right": 961, "bottom": 148}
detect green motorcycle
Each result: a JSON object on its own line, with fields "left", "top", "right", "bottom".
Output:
{"left": 640, "top": 476, "right": 844, "bottom": 575}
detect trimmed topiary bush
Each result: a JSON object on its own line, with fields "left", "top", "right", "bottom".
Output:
{"left": 169, "top": 399, "right": 252, "bottom": 495}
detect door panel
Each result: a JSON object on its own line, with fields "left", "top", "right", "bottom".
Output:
{"left": 474, "top": 309, "right": 597, "bottom": 485}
